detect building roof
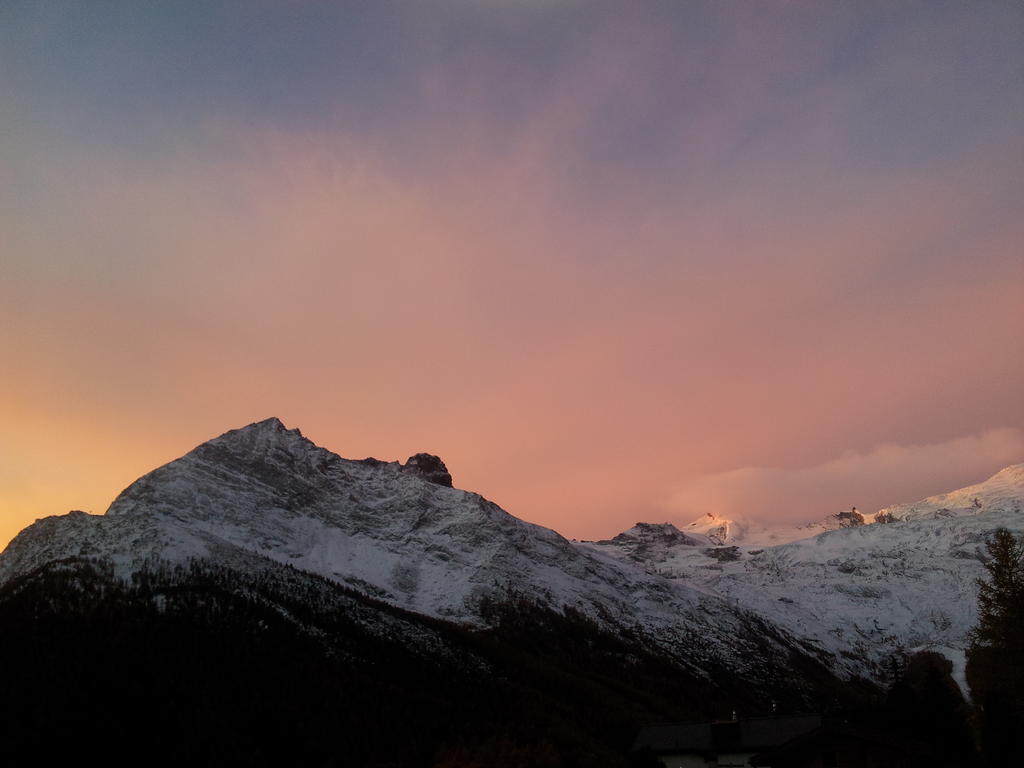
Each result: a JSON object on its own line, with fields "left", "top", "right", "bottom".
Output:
{"left": 633, "top": 715, "right": 823, "bottom": 754}
{"left": 748, "top": 721, "right": 936, "bottom": 766}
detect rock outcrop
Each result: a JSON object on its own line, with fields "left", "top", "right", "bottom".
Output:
{"left": 400, "top": 453, "right": 453, "bottom": 487}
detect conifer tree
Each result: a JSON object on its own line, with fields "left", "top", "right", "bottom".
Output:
{"left": 966, "top": 527, "right": 1024, "bottom": 764}
{"left": 971, "top": 527, "right": 1024, "bottom": 650}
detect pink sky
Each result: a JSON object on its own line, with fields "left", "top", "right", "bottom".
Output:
{"left": 2, "top": 1, "right": 1022, "bottom": 547}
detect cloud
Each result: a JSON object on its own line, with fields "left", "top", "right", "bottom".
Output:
{"left": 2, "top": 114, "right": 1022, "bottom": 545}
{"left": 1, "top": 2, "right": 1022, "bottom": 546}
{"left": 666, "top": 428, "right": 1024, "bottom": 524}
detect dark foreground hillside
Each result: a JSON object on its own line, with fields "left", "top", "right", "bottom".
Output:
{"left": 0, "top": 558, "right": 874, "bottom": 767}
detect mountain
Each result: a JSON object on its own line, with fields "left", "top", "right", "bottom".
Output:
{"left": 2, "top": 418, "right": 894, "bottom": 765}
{"left": 4, "top": 419, "right": 1019, "bottom": 693}
{"left": 3, "top": 419, "right": 1015, "bottom": 763}
{"left": 0, "top": 553, "right": 743, "bottom": 766}
{"left": 587, "top": 463, "right": 1024, "bottom": 690}
{"left": 0, "top": 418, "right": 856, "bottom": 700}
{"left": 876, "top": 463, "right": 1024, "bottom": 522}
{"left": 612, "top": 508, "right": 870, "bottom": 552}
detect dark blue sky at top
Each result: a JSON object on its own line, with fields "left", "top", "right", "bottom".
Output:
{"left": 4, "top": 0, "right": 1021, "bottom": 184}
{"left": 4, "top": 1, "right": 592, "bottom": 150}
{"left": 2, "top": 1, "right": 1022, "bottom": 287}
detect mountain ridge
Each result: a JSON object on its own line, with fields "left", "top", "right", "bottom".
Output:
{"left": 0, "top": 418, "right": 847, "bottom": 692}
{"left": 586, "top": 461, "right": 1024, "bottom": 694}
{"left": 2, "top": 418, "right": 1021, "bottom": 690}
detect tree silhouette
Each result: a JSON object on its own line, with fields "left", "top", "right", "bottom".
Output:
{"left": 966, "top": 527, "right": 1024, "bottom": 764}
{"left": 972, "top": 527, "right": 1024, "bottom": 649}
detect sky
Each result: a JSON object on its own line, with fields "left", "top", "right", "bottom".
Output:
{"left": 2, "top": 0, "right": 1023, "bottom": 548}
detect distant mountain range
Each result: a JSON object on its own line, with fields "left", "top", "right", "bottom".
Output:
{"left": 584, "top": 462, "right": 1023, "bottom": 692}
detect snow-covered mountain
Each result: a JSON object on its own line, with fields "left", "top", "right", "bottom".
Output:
{"left": 875, "top": 463, "right": 1024, "bottom": 522}
{"left": 585, "top": 463, "right": 1024, "bottom": 690}
{"left": 0, "top": 418, "right": 838, "bottom": 690}
{"left": 2, "top": 418, "right": 1021, "bottom": 689}
{"left": 630, "top": 507, "right": 870, "bottom": 551}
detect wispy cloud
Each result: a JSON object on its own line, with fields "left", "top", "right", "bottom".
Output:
{"left": 666, "top": 428, "right": 1024, "bottom": 524}
{"left": 1, "top": 1, "right": 1022, "bottom": 545}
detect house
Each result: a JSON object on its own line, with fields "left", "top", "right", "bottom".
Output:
{"left": 748, "top": 721, "right": 935, "bottom": 768}
{"left": 632, "top": 714, "right": 823, "bottom": 767}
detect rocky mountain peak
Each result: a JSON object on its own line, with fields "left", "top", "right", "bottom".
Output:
{"left": 400, "top": 453, "right": 453, "bottom": 487}
{"left": 681, "top": 513, "right": 734, "bottom": 545}
{"left": 207, "top": 417, "right": 306, "bottom": 450}
{"left": 834, "top": 507, "right": 866, "bottom": 528}
{"left": 614, "top": 522, "right": 698, "bottom": 546}
{"left": 253, "top": 416, "right": 289, "bottom": 431}
{"left": 103, "top": 418, "right": 330, "bottom": 519}
{"left": 2, "top": 414, "right": 1022, "bottom": 696}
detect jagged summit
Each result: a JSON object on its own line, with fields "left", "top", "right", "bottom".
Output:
{"left": 0, "top": 419, "right": 846, "bottom": 690}
{"left": 598, "top": 522, "right": 699, "bottom": 547}
{"left": 1, "top": 420, "right": 486, "bottom": 610}
{"left": 107, "top": 418, "right": 456, "bottom": 518}
{"left": 203, "top": 416, "right": 308, "bottom": 452}
{"left": 400, "top": 453, "right": 453, "bottom": 487}
{"left": 214, "top": 416, "right": 300, "bottom": 439}
{"left": 794, "top": 507, "right": 867, "bottom": 536}
{"left": 247, "top": 416, "right": 291, "bottom": 432}
{"left": 3, "top": 416, "right": 1021, "bottom": 690}
{"left": 105, "top": 417, "right": 330, "bottom": 519}
{"left": 588, "top": 522, "right": 702, "bottom": 565}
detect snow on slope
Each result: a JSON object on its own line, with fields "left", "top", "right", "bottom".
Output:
{"left": 5, "top": 418, "right": 1017, "bottom": 685}
{"left": 0, "top": 419, "right": 827, "bottom": 683}
{"left": 586, "top": 464, "right": 1024, "bottom": 678}
{"left": 588, "top": 507, "right": 870, "bottom": 565}
{"left": 1, "top": 418, "right": 623, "bottom": 620}
{"left": 877, "top": 463, "right": 1024, "bottom": 522}
{"left": 638, "top": 509, "right": 870, "bottom": 550}
{"left": 673, "top": 511, "right": 798, "bottom": 547}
